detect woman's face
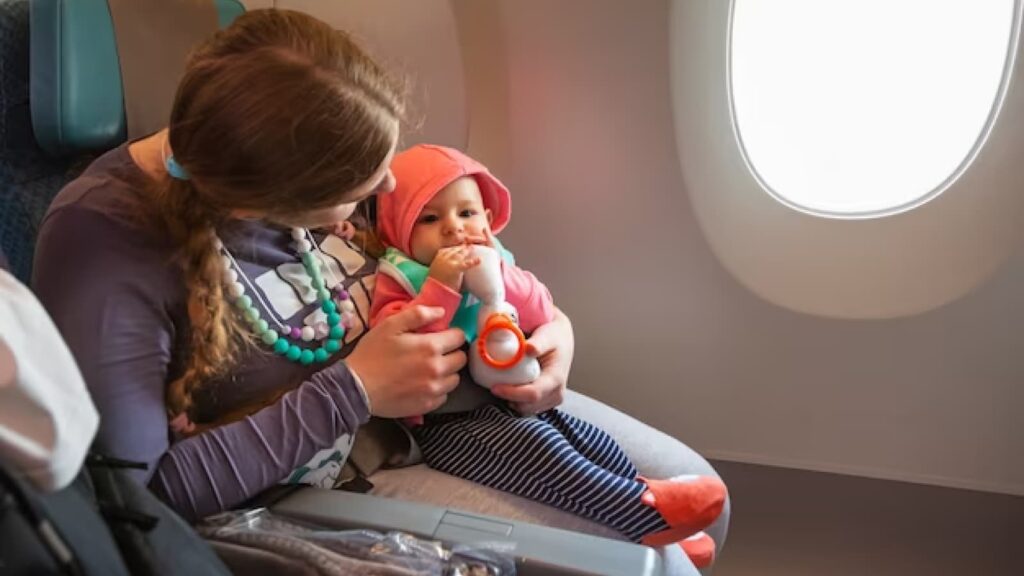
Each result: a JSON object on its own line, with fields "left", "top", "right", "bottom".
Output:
{"left": 262, "top": 126, "right": 399, "bottom": 230}
{"left": 274, "top": 163, "right": 397, "bottom": 229}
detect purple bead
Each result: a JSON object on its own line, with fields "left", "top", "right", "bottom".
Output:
{"left": 334, "top": 287, "right": 350, "bottom": 300}
{"left": 290, "top": 327, "right": 303, "bottom": 339}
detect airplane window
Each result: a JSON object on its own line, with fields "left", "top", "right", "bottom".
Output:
{"left": 729, "top": 0, "right": 1016, "bottom": 217}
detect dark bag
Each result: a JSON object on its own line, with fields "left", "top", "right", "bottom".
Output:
{"left": 0, "top": 454, "right": 230, "bottom": 576}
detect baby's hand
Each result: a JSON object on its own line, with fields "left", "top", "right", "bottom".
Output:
{"left": 429, "top": 245, "right": 481, "bottom": 291}
{"left": 467, "top": 228, "right": 498, "bottom": 248}
{"left": 330, "top": 221, "right": 357, "bottom": 241}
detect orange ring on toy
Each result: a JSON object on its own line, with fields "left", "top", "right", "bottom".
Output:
{"left": 476, "top": 313, "right": 527, "bottom": 370}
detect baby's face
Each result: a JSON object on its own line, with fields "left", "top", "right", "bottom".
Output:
{"left": 409, "top": 176, "right": 493, "bottom": 265}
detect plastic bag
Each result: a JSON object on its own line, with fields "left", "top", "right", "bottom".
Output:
{"left": 200, "top": 508, "right": 516, "bottom": 576}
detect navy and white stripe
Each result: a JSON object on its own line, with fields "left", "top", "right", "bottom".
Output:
{"left": 414, "top": 404, "right": 670, "bottom": 542}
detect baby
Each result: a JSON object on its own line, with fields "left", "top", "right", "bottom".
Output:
{"left": 368, "top": 144, "right": 726, "bottom": 567}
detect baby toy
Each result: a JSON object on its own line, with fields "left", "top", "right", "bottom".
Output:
{"left": 463, "top": 244, "right": 540, "bottom": 388}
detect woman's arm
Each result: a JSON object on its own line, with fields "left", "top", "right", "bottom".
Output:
{"left": 151, "top": 362, "right": 369, "bottom": 520}
{"left": 33, "top": 206, "right": 179, "bottom": 479}
{"left": 33, "top": 207, "right": 372, "bottom": 520}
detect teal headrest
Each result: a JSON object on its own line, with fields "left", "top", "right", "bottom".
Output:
{"left": 30, "top": 0, "right": 245, "bottom": 155}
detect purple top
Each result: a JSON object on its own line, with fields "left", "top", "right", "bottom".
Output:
{"left": 32, "top": 144, "right": 375, "bottom": 521}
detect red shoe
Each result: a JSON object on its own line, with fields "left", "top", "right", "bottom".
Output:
{"left": 638, "top": 475, "right": 727, "bottom": 547}
{"left": 679, "top": 531, "right": 716, "bottom": 569}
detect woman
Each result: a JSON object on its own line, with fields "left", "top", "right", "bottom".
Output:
{"left": 31, "top": 8, "right": 727, "bottom": 560}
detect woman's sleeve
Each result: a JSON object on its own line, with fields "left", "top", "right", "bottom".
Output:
{"left": 33, "top": 206, "right": 370, "bottom": 521}
{"left": 33, "top": 206, "right": 178, "bottom": 481}
{"left": 150, "top": 361, "right": 369, "bottom": 521}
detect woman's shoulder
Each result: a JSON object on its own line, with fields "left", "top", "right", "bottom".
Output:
{"left": 44, "top": 144, "right": 149, "bottom": 229}
{"left": 35, "top": 145, "right": 174, "bottom": 281}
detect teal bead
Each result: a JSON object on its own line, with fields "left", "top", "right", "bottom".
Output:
{"left": 243, "top": 307, "right": 260, "bottom": 322}
{"left": 255, "top": 319, "right": 269, "bottom": 333}
{"left": 326, "top": 312, "right": 341, "bottom": 326}
{"left": 301, "top": 252, "right": 316, "bottom": 267}
{"left": 286, "top": 345, "right": 302, "bottom": 361}
{"left": 235, "top": 295, "right": 252, "bottom": 309}
{"left": 261, "top": 330, "right": 279, "bottom": 345}
{"left": 311, "top": 276, "right": 324, "bottom": 290}
{"left": 324, "top": 339, "right": 341, "bottom": 353}
{"left": 321, "top": 300, "right": 337, "bottom": 314}
{"left": 317, "top": 288, "right": 331, "bottom": 301}
{"left": 273, "top": 338, "right": 290, "bottom": 355}
{"left": 329, "top": 325, "right": 345, "bottom": 339}
{"left": 299, "top": 349, "right": 314, "bottom": 365}
{"left": 314, "top": 348, "right": 329, "bottom": 363}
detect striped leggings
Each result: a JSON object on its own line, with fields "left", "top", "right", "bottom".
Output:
{"left": 413, "top": 404, "right": 670, "bottom": 542}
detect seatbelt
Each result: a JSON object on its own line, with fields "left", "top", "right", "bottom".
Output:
{"left": 105, "top": 0, "right": 219, "bottom": 139}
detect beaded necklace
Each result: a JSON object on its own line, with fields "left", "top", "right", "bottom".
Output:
{"left": 161, "top": 143, "right": 354, "bottom": 365}
{"left": 216, "top": 227, "right": 357, "bottom": 366}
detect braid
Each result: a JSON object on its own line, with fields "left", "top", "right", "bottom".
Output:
{"left": 150, "top": 8, "right": 405, "bottom": 424}
{"left": 154, "top": 178, "right": 248, "bottom": 419}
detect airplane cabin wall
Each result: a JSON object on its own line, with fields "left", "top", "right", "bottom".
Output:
{"left": 452, "top": 0, "right": 1024, "bottom": 495}
{"left": 244, "top": 0, "right": 1024, "bottom": 495}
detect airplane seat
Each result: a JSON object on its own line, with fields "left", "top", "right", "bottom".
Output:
{"left": 11, "top": 1, "right": 719, "bottom": 574}
{"left": 0, "top": 0, "right": 243, "bottom": 283}
{"left": 30, "top": 0, "right": 245, "bottom": 153}
{"left": 0, "top": 0, "right": 87, "bottom": 282}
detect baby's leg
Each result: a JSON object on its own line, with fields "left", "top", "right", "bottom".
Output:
{"left": 541, "top": 413, "right": 723, "bottom": 567}
{"left": 416, "top": 404, "right": 720, "bottom": 543}
{"left": 537, "top": 409, "right": 636, "bottom": 479}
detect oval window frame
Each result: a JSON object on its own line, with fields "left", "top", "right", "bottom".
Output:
{"left": 670, "top": 0, "right": 1024, "bottom": 319}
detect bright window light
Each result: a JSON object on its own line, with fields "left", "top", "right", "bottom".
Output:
{"left": 730, "top": 0, "right": 1016, "bottom": 217}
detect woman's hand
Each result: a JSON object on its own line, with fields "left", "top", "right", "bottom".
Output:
{"left": 490, "top": 307, "right": 574, "bottom": 415}
{"left": 345, "top": 305, "right": 466, "bottom": 417}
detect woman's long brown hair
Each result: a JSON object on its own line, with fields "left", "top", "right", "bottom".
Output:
{"left": 152, "top": 9, "right": 404, "bottom": 420}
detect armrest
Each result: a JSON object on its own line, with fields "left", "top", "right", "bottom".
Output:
{"left": 270, "top": 487, "right": 680, "bottom": 576}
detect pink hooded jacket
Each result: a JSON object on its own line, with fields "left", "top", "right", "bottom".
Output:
{"left": 370, "top": 144, "right": 554, "bottom": 334}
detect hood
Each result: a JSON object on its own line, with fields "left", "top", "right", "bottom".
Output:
{"left": 377, "top": 144, "right": 511, "bottom": 255}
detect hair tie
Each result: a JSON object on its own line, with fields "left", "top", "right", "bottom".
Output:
{"left": 161, "top": 136, "right": 191, "bottom": 181}
{"left": 165, "top": 155, "right": 190, "bottom": 180}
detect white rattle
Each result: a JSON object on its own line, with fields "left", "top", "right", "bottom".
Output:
{"left": 463, "top": 244, "right": 541, "bottom": 389}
